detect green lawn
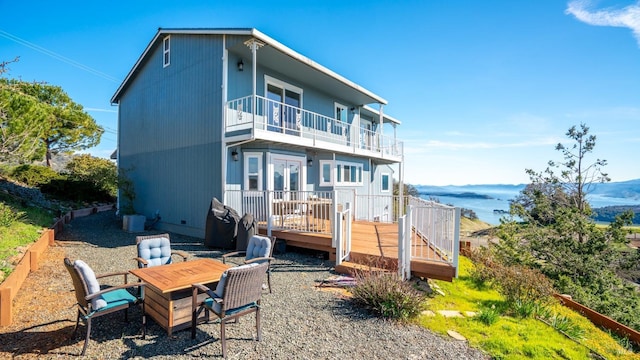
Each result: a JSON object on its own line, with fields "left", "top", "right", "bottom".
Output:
{"left": 0, "top": 193, "right": 56, "bottom": 280}
{"left": 415, "top": 256, "right": 639, "bottom": 360}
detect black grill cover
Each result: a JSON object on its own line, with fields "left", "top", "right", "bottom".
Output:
{"left": 236, "top": 212, "right": 257, "bottom": 251}
{"left": 204, "top": 197, "right": 239, "bottom": 249}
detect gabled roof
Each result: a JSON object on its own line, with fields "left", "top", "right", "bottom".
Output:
{"left": 111, "top": 28, "right": 388, "bottom": 105}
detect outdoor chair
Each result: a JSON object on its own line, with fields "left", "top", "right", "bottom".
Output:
{"left": 135, "top": 233, "right": 188, "bottom": 268}
{"left": 191, "top": 261, "right": 269, "bottom": 359}
{"left": 63, "top": 257, "right": 146, "bottom": 356}
{"left": 221, "top": 235, "right": 276, "bottom": 293}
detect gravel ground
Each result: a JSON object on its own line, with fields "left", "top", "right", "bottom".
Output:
{"left": 0, "top": 210, "right": 489, "bottom": 359}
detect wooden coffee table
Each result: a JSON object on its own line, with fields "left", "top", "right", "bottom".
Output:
{"left": 130, "top": 258, "right": 231, "bottom": 336}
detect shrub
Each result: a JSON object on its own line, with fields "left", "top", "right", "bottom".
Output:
{"left": 350, "top": 270, "right": 426, "bottom": 321}
{"left": 493, "top": 263, "right": 555, "bottom": 309}
{"left": 64, "top": 154, "right": 117, "bottom": 197}
{"left": 40, "top": 179, "right": 114, "bottom": 203}
{"left": 9, "top": 164, "right": 63, "bottom": 187}
{"left": 0, "top": 202, "right": 25, "bottom": 227}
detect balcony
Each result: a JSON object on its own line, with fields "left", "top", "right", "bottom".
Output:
{"left": 225, "top": 95, "right": 403, "bottom": 162}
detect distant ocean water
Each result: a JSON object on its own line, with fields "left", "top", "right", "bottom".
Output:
{"left": 416, "top": 183, "right": 640, "bottom": 225}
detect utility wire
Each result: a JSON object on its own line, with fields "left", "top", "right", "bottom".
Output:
{"left": 0, "top": 29, "right": 120, "bottom": 83}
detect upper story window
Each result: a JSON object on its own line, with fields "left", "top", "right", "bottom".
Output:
{"left": 244, "top": 152, "right": 263, "bottom": 191}
{"left": 163, "top": 36, "right": 170, "bottom": 68}
{"left": 381, "top": 173, "right": 391, "bottom": 192}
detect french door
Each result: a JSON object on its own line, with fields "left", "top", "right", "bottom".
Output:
{"left": 271, "top": 157, "right": 303, "bottom": 200}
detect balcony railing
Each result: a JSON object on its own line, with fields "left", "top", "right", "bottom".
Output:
{"left": 225, "top": 95, "right": 402, "bottom": 158}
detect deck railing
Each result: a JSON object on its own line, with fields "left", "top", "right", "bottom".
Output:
{"left": 225, "top": 95, "right": 403, "bottom": 158}
{"left": 354, "top": 194, "right": 402, "bottom": 223}
{"left": 225, "top": 190, "right": 336, "bottom": 235}
{"left": 407, "top": 196, "right": 460, "bottom": 268}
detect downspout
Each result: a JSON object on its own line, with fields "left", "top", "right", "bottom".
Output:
{"left": 221, "top": 35, "right": 228, "bottom": 204}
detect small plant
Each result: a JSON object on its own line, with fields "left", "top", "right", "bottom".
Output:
{"left": 512, "top": 299, "right": 537, "bottom": 318}
{"left": 0, "top": 202, "right": 25, "bottom": 227}
{"left": 117, "top": 167, "right": 136, "bottom": 215}
{"left": 550, "top": 314, "right": 585, "bottom": 340}
{"left": 477, "top": 305, "right": 501, "bottom": 326}
{"left": 350, "top": 270, "right": 426, "bottom": 321}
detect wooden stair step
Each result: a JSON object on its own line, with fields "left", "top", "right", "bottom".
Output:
{"left": 335, "top": 261, "right": 391, "bottom": 277}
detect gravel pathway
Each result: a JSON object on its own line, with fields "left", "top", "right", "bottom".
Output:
{"left": 1, "top": 210, "right": 489, "bottom": 359}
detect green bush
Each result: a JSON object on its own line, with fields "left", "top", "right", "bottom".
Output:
{"left": 350, "top": 270, "right": 426, "bottom": 321}
{"left": 9, "top": 164, "right": 63, "bottom": 187}
{"left": 64, "top": 154, "right": 117, "bottom": 197}
{"left": 40, "top": 179, "right": 114, "bottom": 203}
{"left": 0, "top": 202, "right": 25, "bottom": 227}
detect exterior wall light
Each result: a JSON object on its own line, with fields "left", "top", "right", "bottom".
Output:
{"left": 237, "top": 59, "right": 244, "bottom": 71}
{"left": 307, "top": 158, "right": 313, "bottom": 167}
{"left": 232, "top": 150, "right": 239, "bottom": 161}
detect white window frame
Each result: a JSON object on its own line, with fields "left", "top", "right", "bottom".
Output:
{"left": 163, "top": 36, "right": 171, "bottom": 68}
{"left": 335, "top": 160, "right": 363, "bottom": 186}
{"left": 264, "top": 75, "right": 304, "bottom": 106}
{"left": 334, "top": 102, "right": 348, "bottom": 123}
{"left": 381, "top": 172, "right": 391, "bottom": 193}
{"left": 243, "top": 152, "right": 263, "bottom": 191}
{"left": 319, "top": 160, "right": 333, "bottom": 187}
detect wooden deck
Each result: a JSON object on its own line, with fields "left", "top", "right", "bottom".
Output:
{"left": 260, "top": 221, "right": 456, "bottom": 282}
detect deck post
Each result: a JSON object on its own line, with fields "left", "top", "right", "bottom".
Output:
{"left": 453, "top": 207, "right": 461, "bottom": 278}
{"left": 336, "top": 211, "right": 343, "bottom": 266}
{"left": 398, "top": 216, "right": 406, "bottom": 280}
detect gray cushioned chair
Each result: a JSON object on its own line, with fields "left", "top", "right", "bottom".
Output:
{"left": 221, "top": 235, "right": 275, "bottom": 292}
{"left": 191, "top": 261, "right": 269, "bottom": 359}
{"left": 64, "top": 257, "right": 145, "bottom": 356}
{"left": 135, "top": 233, "right": 188, "bottom": 268}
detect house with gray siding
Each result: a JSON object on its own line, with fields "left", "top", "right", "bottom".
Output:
{"left": 111, "top": 28, "right": 404, "bottom": 240}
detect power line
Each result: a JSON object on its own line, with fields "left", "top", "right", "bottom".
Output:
{"left": 0, "top": 29, "right": 120, "bottom": 83}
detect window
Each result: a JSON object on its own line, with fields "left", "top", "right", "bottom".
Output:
{"left": 381, "top": 173, "right": 390, "bottom": 192}
{"left": 335, "top": 161, "right": 363, "bottom": 186}
{"left": 319, "top": 160, "right": 333, "bottom": 186}
{"left": 163, "top": 36, "right": 170, "bottom": 68}
{"left": 244, "top": 152, "right": 263, "bottom": 191}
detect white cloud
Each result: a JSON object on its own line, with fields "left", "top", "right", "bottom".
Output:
{"left": 566, "top": 0, "right": 640, "bottom": 46}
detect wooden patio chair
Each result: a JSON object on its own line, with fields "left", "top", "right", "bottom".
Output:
{"left": 135, "top": 233, "right": 188, "bottom": 268}
{"left": 63, "top": 257, "right": 146, "bottom": 356}
{"left": 191, "top": 261, "right": 269, "bottom": 359}
{"left": 221, "top": 235, "right": 276, "bottom": 293}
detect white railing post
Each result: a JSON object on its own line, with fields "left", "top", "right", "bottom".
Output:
{"left": 336, "top": 210, "right": 343, "bottom": 266}
{"left": 404, "top": 206, "right": 412, "bottom": 280}
{"left": 331, "top": 190, "right": 338, "bottom": 247}
{"left": 398, "top": 215, "right": 406, "bottom": 280}
{"left": 453, "top": 207, "right": 461, "bottom": 278}
{"left": 345, "top": 202, "right": 351, "bottom": 261}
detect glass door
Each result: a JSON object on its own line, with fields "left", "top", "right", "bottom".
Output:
{"left": 272, "top": 158, "right": 301, "bottom": 200}
{"left": 267, "top": 84, "right": 283, "bottom": 132}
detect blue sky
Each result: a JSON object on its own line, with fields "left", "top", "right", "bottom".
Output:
{"left": 1, "top": 0, "right": 639, "bottom": 186}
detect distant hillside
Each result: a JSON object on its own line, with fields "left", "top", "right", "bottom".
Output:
{"left": 592, "top": 205, "right": 640, "bottom": 225}
{"left": 414, "top": 179, "right": 640, "bottom": 202}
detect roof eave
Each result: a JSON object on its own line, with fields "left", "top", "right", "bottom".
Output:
{"left": 111, "top": 28, "right": 388, "bottom": 106}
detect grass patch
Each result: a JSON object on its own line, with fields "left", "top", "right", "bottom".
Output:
{"left": 415, "top": 256, "right": 640, "bottom": 359}
{"left": 0, "top": 192, "right": 57, "bottom": 280}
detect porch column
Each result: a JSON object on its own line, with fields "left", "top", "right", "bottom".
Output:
{"left": 378, "top": 104, "right": 384, "bottom": 157}
{"left": 244, "top": 39, "right": 265, "bottom": 120}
